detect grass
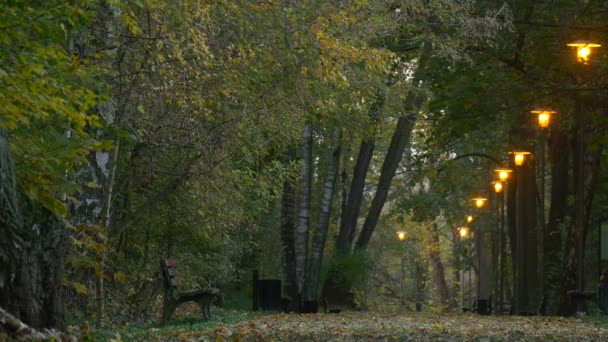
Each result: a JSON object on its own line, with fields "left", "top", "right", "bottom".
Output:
{"left": 82, "top": 308, "right": 258, "bottom": 341}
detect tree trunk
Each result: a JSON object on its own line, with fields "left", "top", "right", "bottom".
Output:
{"left": 0, "top": 129, "right": 67, "bottom": 330}
{"left": 295, "top": 124, "right": 313, "bottom": 296}
{"left": 355, "top": 45, "right": 432, "bottom": 251}
{"left": 303, "top": 131, "right": 340, "bottom": 310}
{"left": 544, "top": 129, "right": 569, "bottom": 315}
{"left": 335, "top": 137, "right": 375, "bottom": 254}
{"left": 427, "top": 222, "right": 450, "bottom": 308}
{"left": 280, "top": 150, "right": 298, "bottom": 310}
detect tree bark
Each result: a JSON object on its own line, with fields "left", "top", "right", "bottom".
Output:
{"left": 0, "top": 129, "right": 67, "bottom": 330}
{"left": 280, "top": 150, "right": 298, "bottom": 310}
{"left": 335, "top": 137, "right": 375, "bottom": 254}
{"left": 355, "top": 46, "right": 431, "bottom": 251}
{"left": 544, "top": 129, "right": 569, "bottom": 315}
{"left": 303, "top": 130, "right": 340, "bottom": 308}
{"left": 295, "top": 124, "right": 313, "bottom": 295}
{"left": 427, "top": 222, "right": 450, "bottom": 307}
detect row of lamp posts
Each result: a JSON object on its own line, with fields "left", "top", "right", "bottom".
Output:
{"left": 394, "top": 39, "right": 600, "bottom": 315}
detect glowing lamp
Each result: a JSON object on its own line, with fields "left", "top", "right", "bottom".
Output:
{"left": 531, "top": 109, "right": 557, "bottom": 129}
{"left": 494, "top": 169, "right": 512, "bottom": 181}
{"left": 567, "top": 40, "right": 601, "bottom": 64}
{"left": 509, "top": 151, "right": 531, "bottom": 166}
{"left": 494, "top": 181, "right": 503, "bottom": 193}
{"left": 397, "top": 231, "right": 407, "bottom": 241}
{"left": 473, "top": 197, "right": 487, "bottom": 208}
{"left": 467, "top": 215, "right": 474, "bottom": 223}
{"left": 458, "top": 227, "right": 470, "bottom": 238}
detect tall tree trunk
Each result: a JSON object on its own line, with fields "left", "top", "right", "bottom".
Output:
{"left": 95, "top": 139, "right": 120, "bottom": 328}
{"left": 355, "top": 45, "right": 431, "bottom": 251}
{"left": 280, "top": 150, "right": 298, "bottom": 310}
{"left": 335, "top": 94, "right": 385, "bottom": 254}
{"left": 544, "top": 129, "right": 569, "bottom": 315}
{"left": 427, "top": 222, "right": 450, "bottom": 308}
{"left": 335, "top": 138, "right": 375, "bottom": 254}
{"left": 302, "top": 131, "right": 340, "bottom": 311}
{"left": 0, "top": 129, "right": 67, "bottom": 330}
{"left": 295, "top": 124, "right": 313, "bottom": 296}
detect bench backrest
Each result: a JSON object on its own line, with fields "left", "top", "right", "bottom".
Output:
{"left": 161, "top": 258, "right": 181, "bottom": 292}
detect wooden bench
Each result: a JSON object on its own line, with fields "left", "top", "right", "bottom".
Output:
{"left": 160, "top": 258, "right": 220, "bottom": 324}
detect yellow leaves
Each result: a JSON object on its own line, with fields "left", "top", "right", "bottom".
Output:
{"left": 195, "top": 312, "right": 608, "bottom": 341}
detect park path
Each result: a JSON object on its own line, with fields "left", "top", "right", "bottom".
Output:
{"left": 187, "top": 312, "right": 608, "bottom": 341}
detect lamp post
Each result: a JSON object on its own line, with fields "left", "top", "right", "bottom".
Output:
{"left": 493, "top": 180, "right": 504, "bottom": 314}
{"left": 396, "top": 231, "right": 407, "bottom": 311}
{"left": 509, "top": 150, "right": 533, "bottom": 314}
{"left": 458, "top": 225, "right": 471, "bottom": 311}
{"left": 531, "top": 109, "right": 555, "bottom": 312}
{"left": 494, "top": 169, "right": 511, "bottom": 315}
{"left": 567, "top": 39, "right": 600, "bottom": 314}
{"left": 472, "top": 197, "right": 489, "bottom": 314}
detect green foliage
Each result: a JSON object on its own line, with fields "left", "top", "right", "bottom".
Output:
{"left": 323, "top": 251, "right": 374, "bottom": 290}
{"left": 0, "top": 0, "right": 108, "bottom": 215}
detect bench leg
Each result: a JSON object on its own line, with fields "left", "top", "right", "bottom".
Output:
{"left": 161, "top": 301, "right": 177, "bottom": 325}
{"left": 195, "top": 295, "right": 215, "bottom": 320}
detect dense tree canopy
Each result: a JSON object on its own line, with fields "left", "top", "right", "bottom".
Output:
{"left": 2, "top": 0, "right": 608, "bottom": 337}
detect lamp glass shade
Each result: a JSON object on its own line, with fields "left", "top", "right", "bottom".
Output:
{"left": 494, "top": 169, "right": 512, "bottom": 181}
{"left": 397, "top": 231, "right": 407, "bottom": 241}
{"left": 473, "top": 198, "right": 487, "bottom": 208}
{"left": 467, "top": 215, "right": 474, "bottom": 223}
{"left": 567, "top": 40, "right": 601, "bottom": 63}
{"left": 494, "top": 181, "right": 503, "bottom": 193}
{"left": 510, "top": 151, "right": 531, "bottom": 166}
{"left": 531, "top": 109, "right": 556, "bottom": 128}
{"left": 459, "top": 227, "right": 470, "bottom": 238}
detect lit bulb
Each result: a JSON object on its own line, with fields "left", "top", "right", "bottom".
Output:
{"left": 494, "top": 181, "right": 503, "bottom": 193}
{"left": 499, "top": 171, "right": 509, "bottom": 180}
{"left": 467, "top": 215, "right": 473, "bottom": 223}
{"left": 475, "top": 199, "right": 485, "bottom": 208}
{"left": 514, "top": 153, "right": 525, "bottom": 166}
{"left": 397, "top": 231, "right": 407, "bottom": 241}
{"left": 538, "top": 112, "right": 550, "bottom": 128}
{"left": 578, "top": 47, "right": 591, "bottom": 62}
{"left": 459, "top": 227, "right": 470, "bottom": 238}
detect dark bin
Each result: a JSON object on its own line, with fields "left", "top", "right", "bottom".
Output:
{"left": 257, "top": 279, "right": 282, "bottom": 311}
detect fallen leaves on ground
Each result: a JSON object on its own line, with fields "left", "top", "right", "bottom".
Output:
{"left": 186, "top": 312, "right": 608, "bottom": 342}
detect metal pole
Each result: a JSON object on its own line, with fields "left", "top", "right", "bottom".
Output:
{"left": 539, "top": 128, "right": 546, "bottom": 311}
{"left": 494, "top": 193, "right": 500, "bottom": 314}
{"left": 400, "top": 255, "right": 405, "bottom": 312}
{"left": 498, "top": 191, "right": 505, "bottom": 314}
{"left": 575, "top": 99, "right": 585, "bottom": 314}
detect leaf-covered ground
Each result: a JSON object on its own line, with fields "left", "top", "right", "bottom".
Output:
{"left": 146, "top": 312, "right": 608, "bottom": 341}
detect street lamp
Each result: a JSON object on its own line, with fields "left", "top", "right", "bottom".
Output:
{"left": 494, "top": 169, "right": 512, "bottom": 182}
{"left": 531, "top": 109, "right": 555, "bottom": 307}
{"left": 458, "top": 226, "right": 471, "bottom": 238}
{"left": 531, "top": 109, "right": 556, "bottom": 129}
{"left": 493, "top": 181, "right": 504, "bottom": 193}
{"left": 396, "top": 230, "right": 408, "bottom": 311}
{"left": 473, "top": 197, "right": 487, "bottom": 209}
{"left": 509, "top": 151, "right": 531, "bottom": 166}
{"left": 467, "top": 215, "right": 474, "bottom": 224}
{"left": 567, "top": 40, "right": 601, "bottom": 64}
{"left": 397, "top": 231, "right": 408, "bottom": 241}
